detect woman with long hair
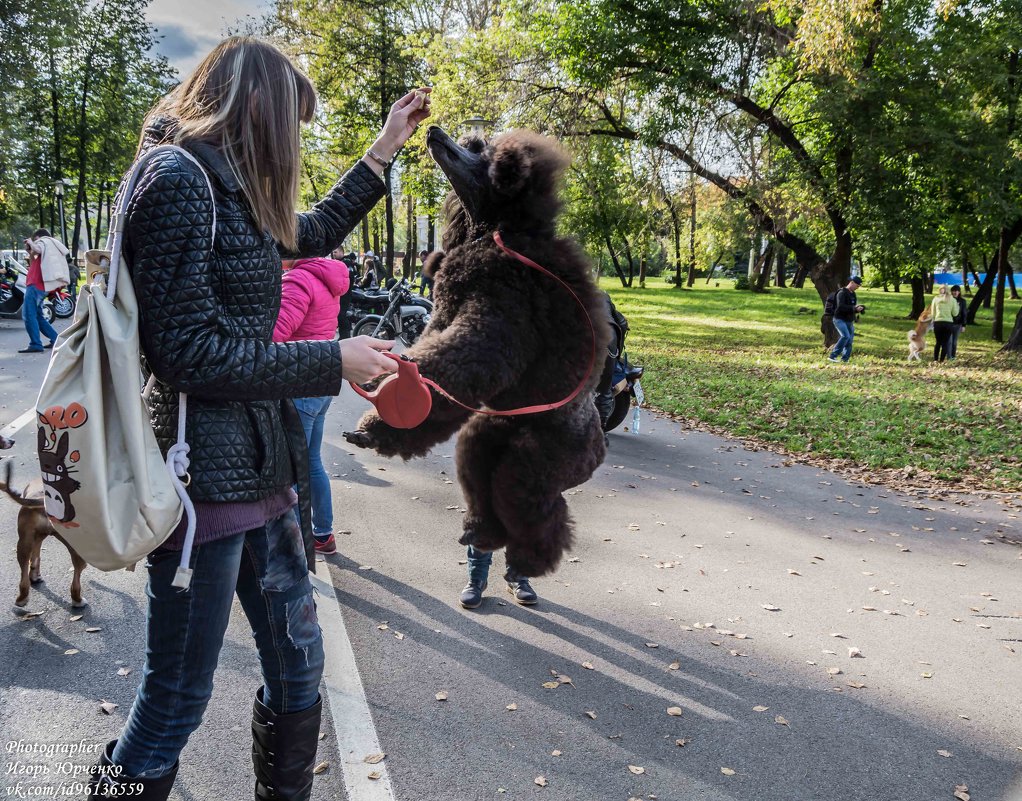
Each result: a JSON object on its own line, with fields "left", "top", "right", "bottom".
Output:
{"left": 929, "top": 284, "right": 957, "bottom": 363}
{"left": 87, "top": 36, "right": 430, "bottom": 799}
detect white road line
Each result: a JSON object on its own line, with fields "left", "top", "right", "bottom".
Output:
{"left": 1, "top": 407, "right": 37, "bottom": 440}
{"left": 310, "top": 570, "right": 398, "bottom": 801}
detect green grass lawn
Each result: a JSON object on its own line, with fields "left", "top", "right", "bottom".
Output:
{"left": 604, "top": 278, "right": 1022, "bottom": 491}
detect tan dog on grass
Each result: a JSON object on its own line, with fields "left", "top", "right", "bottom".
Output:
{"left": 908, "top": 310, "right": 932, "bottom": 362}
{"left": 1, "top": 460, "right": 87, "bottom": 613}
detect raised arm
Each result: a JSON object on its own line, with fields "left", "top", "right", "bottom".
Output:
{"left": 128, "top": 151, "right": 343, "bottom": 401}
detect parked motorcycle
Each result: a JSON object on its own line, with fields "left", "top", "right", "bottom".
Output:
{"left": 49, "top": 285, "right": 75, "bottom": 318}
{"left": 351, "top": 278, "right": 432, "bottom": 347}
{"left": 0, "top": 262, "right": 55, "bottom": 324}
{"left": 595, "top": 294, "right": 644, "bottom": 434}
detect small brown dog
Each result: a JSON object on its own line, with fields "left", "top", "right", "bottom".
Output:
{"left": 1, "top": 460, "right": 87, "bottom": 613}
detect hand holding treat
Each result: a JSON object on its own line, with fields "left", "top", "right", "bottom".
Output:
{"left": 363, "top": 87, "right": 432, "bottom": 175}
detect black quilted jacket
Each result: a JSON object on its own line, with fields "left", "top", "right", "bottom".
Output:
{"left": 124, "top": 123, "right": 384, "bottom": 559}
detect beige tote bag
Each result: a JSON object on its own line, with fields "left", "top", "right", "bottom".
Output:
{"left": 35, "top": 145, "right": 211, "bottom": 589}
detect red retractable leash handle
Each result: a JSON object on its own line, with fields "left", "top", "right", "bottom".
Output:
{"left": 349, "top": 231, "right": 596, "bottom": 429}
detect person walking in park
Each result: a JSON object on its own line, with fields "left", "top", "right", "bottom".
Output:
{"left": 274, "top": 256, "right": 352, "bottom": 556}
{"left": 19, "top": 228, "right": 68, "bottom": 353}
{"left": 87, "top": 36, "right": 430, "bottom": 800}
{"left": 949, "top": 284, "right": 967, "bottom": 359}
{"left": 827, "top": 275, "right": 864, "bottom": 363}
{"left": 930, "top": 284, "right": 958, "bottom": 363}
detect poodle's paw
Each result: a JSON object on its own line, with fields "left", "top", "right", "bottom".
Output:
{"left": 70, "top": 597, "right": 88, "bottom": 609}
{"left": 343, "top": 430, "right": 376, "bottom": 450}
{"left": 459, "top": 521, "right": 505, "bottom": 551}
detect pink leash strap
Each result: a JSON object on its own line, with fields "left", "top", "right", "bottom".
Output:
{"left": 419, "top": 231, "right": 597, "bottom": 417}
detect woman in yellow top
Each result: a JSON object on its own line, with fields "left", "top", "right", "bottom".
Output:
{"left": 929, "top": 284, "right": 957, "bottom": 362}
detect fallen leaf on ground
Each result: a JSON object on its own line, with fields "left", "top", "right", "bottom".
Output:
{"left": 828, "top": 667, "right": 842, "bottom": 675}
{"left": 937, "top": 750, "right": 953, "bottom": 758}
{"left": 675, "top": 738, "right": 692, "bottom": 747}
{"left": 551, "top": 750, "right": 562, "bottom": 757}
{"left": 377, "top": 624, "right": 389, "bottom": 631}
{"left": 721, "top": 767, "right": 736, "bottom": 776}
{"left": 954, "top": 785, "right": 970, "bottom": 801}
{"left": 645, "top": 642, "right": 660, "bottom": 648}
{"left": 668, "top": 662, "right": 680, "bottom": 670}
{"left": 393, "top": 632, "right": 404, "bottom": 640}
{"left": 506, "top": 703, "right": 518, "bottom": 711}
{"left": 368, "top": 771, "right": 381, "bottom": 780}
{"left": 534, "top": 776, "right": 548, "bottom": 787}
{"left": 628, "top": 765, "right": 645, "bottom": 775}
{"left": 775, "top": 715, "right": 789, "bottom": 726}
{"left": 117, "top": 667, "right": 132, "bottom": 677}
{"left": 69, "top": 614, "right": 84, "bottom": 622}
{"left": 64, "top": 649, "right": 79, "bottom": 655}
{"left": 313, "top": 761, "right": 329, "bottom": 775}
{"left": 582, "top": 661, "right": 595, "bottom": 670}
{"left": 761, "top": 604, "right": 781, "bottom": 611}
{"left": 363, "top": 753, "right": 385, "bottom": 764}
{"left": 435, "top": 691, "right": 448, "bottom": 701}
{"left": 584, "top": 710, "right": 597, "bottom": 719}
{"left": 542, "top": 681, "right": 560, "bottom": 689}
{"left": 85, "top": 626, "right": 102, "bottom": 633}
{"left": 922, "top": 672, "right": 934, "bottom": 679}
{"left": 753, "top": 705, "right": 769, "bottom": 712}
{"left": 787, "top": 569, "right": 802, "bottom": 576}
{"left": 99, "top": 700, "right": 118, "bottom": 715}
{"left": 847, "top": 681, "right": 867, "bottom": 689}
{"left": 667, "top": 706, "right": 683, "bottom": 716}
{"left": 849, "top": 647, "right": 864, "bottom": 658}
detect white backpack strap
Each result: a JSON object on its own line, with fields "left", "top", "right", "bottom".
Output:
{"left": 110, "top": 144, "right": 215, "bottom": 591}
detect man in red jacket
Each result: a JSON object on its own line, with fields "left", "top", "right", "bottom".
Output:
{"left": 20, "top": 228, "right": 62, "bottom": 353}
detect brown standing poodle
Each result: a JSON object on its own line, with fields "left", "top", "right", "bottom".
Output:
{"left": 345, "top": 127, "right": 610, "bottom": 577}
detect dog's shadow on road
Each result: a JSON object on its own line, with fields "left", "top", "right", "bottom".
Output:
{"left": 328, "top": 553, "right": 1020, "bottom": 801}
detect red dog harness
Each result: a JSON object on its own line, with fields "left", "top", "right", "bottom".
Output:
{"left": 350, "top": 231, "right": 597, "bottom": 429}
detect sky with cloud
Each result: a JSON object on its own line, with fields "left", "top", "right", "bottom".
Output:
{"left": 147, "top": 0, "right": 269, "bottom": 76}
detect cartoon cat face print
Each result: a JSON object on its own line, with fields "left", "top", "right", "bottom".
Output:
{"left": 38, "top": 428, "right": 81, "bottom": 523}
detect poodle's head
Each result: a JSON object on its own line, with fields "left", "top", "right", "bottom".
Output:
{"left": 426, "top": 126, "right": 570, "bottom": 236}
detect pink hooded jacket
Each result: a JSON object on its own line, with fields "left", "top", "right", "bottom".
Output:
{"left": 273, "top": 258, "right": 350, "bottom": 343}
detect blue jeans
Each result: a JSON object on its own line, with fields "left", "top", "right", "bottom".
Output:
{"left": 111, "top": 512, "right": 323, "bottom": 779}
{"left": 22, "top": 285, "right": 58, "bottom": 349}
{"left": 830, "top": 318, "right": 854, "bottom": 361}
{"left": 467, "top": 545, "right": 496, "bottom": 583}
{"left": 949, "top": 325, "right": 962, "bottom": 359}
{"left": 293, "top": 396, "right": 333, "bottom": 537}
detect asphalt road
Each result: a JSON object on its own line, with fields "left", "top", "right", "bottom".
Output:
{"left": 0, "top": 315, "right": 1020, "bottom": 801}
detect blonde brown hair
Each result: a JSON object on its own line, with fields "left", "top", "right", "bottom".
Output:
{"left": 143, "top": 36, "right": 316, "bottom": 250}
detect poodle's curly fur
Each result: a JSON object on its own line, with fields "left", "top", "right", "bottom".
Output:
{"left": 351, "top": 130, "right": 611, "bottom": 576}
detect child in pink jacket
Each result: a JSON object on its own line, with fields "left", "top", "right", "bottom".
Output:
{"left": 273, "top": 257, "right": 350, "bottom": 554}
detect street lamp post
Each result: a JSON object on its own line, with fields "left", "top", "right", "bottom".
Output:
{"left": 52, "top": 178, "right": 70, "bottom": 246}
{"left": 461, "top": 115, "right": 493, "bottom": 139}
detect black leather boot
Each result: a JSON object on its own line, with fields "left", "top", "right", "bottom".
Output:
{"left": 252, "top": 687, "right": 323, "bottom": 801}
{"left": 87, "top": 741, "right": 178, "bottom": 800}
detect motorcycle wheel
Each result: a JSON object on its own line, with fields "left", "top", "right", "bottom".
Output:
{"left": 53, "top": 295, "right": 74, "bottom": 318}
{"left": 41, "top": 302, "right": 55, "bottom": 326}
{"left": 602, "top": 392, "right": 632, "bottom": 433}
{"left": 353, "top": 317, "right": 397, "bottom": 340}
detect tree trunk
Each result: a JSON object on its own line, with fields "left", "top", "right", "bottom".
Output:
{"left": 402, "top": 193, "right": 410, "bottom": 277}
{"left": 909, "top": 276, "right": 926, "bottom": 319}
{"left": 384, "top": 166, "right": 395, "bottom": 277}
{"left": 1003, "top": 304, "right": 1022, "bottom": 351}
{"left": 638, "top": 254, "right": 647, "bottom": 289}
{"left": 361, "top": 218, "right": 371, "bottom": 254}
{"left": 1009, "top": 268, "right": 1019, "bottom": 300}
{"left": 968, "top": 259, "right": 997, "bottom": 324}
{"left": 755, "top": 242, "right": 774, "bottom": 291}
{"left": 427, "top": 217, "right": 435, "bottom": 252}
{"left": 686, "top": 175, "right": 697, "bottom": 287}
{"left": 993, "top": 230, "right": 1008, "bottom": 341}
{"left": 663, "top": 191, "right": 683, "bottom": 287}
{"left": 775, "top": 248, "right": 787, "bottom": 288}
{"left": 621, "top": 235, "right": 635, "bottom": 287}
{"left": 604, "top": 232, "right": 627, "bottom": 287}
